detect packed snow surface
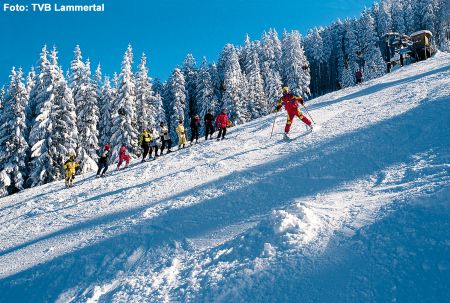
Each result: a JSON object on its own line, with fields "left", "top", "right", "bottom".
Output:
{"left": 1, "top": 53, "right": 450, "bottom": 302}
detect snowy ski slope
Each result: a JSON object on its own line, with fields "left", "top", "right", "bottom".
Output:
{"left": 1, "top": 52, "right": 450, "bottom": 302}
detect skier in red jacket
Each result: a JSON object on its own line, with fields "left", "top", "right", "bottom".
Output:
{"left": 215, "top": 109, "right": 228, "bottom": 140}
{"left": 276, "top": 85, "right": 312, "bottom": 137}
{"left": 117, "top": 144, "right": 131, "bottom": 169}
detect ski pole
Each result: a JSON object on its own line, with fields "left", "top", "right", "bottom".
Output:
{"left": 270, "top": 110, "right": 278, "bottom": 138}
{"left": 302, "top": 104, "right": 315, "bottom": 124}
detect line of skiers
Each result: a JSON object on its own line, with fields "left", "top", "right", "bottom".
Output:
{"left": 63, "top": 108, "right": 231, "bottom": 186}
{"left": 64, "top": 85, "right": 311, "bottom": 187}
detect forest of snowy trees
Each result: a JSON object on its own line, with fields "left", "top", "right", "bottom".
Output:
{"left": 0, "top": 0, "right": 448, "bottom": 196}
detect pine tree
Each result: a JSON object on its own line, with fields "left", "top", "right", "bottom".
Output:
{"left": 208, "top": 63, "right": 222, "bottom": 114}
{"left": 435, "top": 0, "right": 450, "bottom": 50}
{"left": 99, "top": 76, "right": 113, "bottom": 146}
{"left": 358, "top": 10, "right": 386, "bottom": 81}
{"left": 25, "top": 67, "right": 36, "bottom": 98}
{"left": 161, "top": 81, "right": 172, "bottom": 126}
{"left": 242, "top": 38, "right": 266, "bottom": 119}
{"left": 195, "top": 57, "right": 217, "bottom": 134}
{"left": 152, "top": 92, "right": 166, "bottom": 126}
{"left": 50, "top": 62, "right": 78, "bottom": 181}
{"left": 320, "top": 26, "right": 335, "bottom": 94}
{"left": 151, "top": 79, "right": 167, "bottom": 126}
{"left": 332, "top": 20, "right": 346, "bottom": 90}
{"left": 0, "top": 67, "right": 29, "bottom": 196}
{"left": 135, "top": 53, "right": 154, "bottom": 131}
{"left": 269, "top": 28, "right": 283, "bottom": 74}
{"left": 375, "top": 1, "right": 392, "bottom": 36}
{"left": 28, "top": 47, "right": 78, "bottom": 187}
{"left": 422, "top": 1, "right": 436, "bottom": 34}
{"left": 110, "top": 44, "right": 139, "bottom": 161}
{"left": 95, "top": 64, "right": 103, "bottom": 90}
{"left": 304, "top": 27, "right": 325, "bottom": 96}
{"left": 27, "top": 46, "right": 52, "bottom": 134}
{"left": 166, "top": 68, "right": 187, "bottom": 142}
{"left": 260, "top": 30, "right": 283, "bottom": 109}
{"left": 95, "top": 64, "right": 103, "bottom": 112}
{"left": 341, "top": 20, "right": 359, "bottom": 88}
{"left": 281, "top": 30, "right": 311, "bottom": 97}
{"left": 219, "top": 44, "right": 250, "bottom": 124}
{"left": 391, "top": 1, "right": 406, "bottom": 34}
{"left": 404, "top": 0, "right": 416, "bottom": 34}
{"left": 73, "top": 58, "right": 100, "bottom": 173}
{"left": 0, "top": 86, "right": 5, "bottom": 110}
{"left": 182, "top": 54, "right": 198, "bottom": 138}
{"left": 69, "top": 45, "right": 85, "bottom": 100}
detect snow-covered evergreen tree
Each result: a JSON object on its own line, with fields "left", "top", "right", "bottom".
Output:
{"left": 281, "top": 30, "right": 311, "bottom": 97}
{"left": 182, "top": 54, "right": 198, "bottom": 138}
{"left": 358, "top": 10, "right": 386, "bottom": 81}
{"left": 375, "top": 1, "right": 392, "bottom": 36}
{"left": 404, "top": 0, "right": 416, "bottom": 34}
{"left": 135, "top": 53, "right": 154, "bottom": 131}
{"left": 242, "top": 38, "right": 266, "bottom": 119}
{"left": 69, "top": 45, "right": 85, "bottom": 99}
{"left": 0, "top": 86, "right": 5, "bottom": 110}
{"left": 391, "top": 2, "right": 406, "bottom": 34}
{"left": 219, "top": 44, "right": 250, "bottom": 124}
{"left": 304, "top": 27, "right": 325, "bottom": 96}
{"left": 152, "top": 78, "right": 165, "bottom": 103}
{"left": 208, "top": 63, "right": 222, "bottom": 115}
{"left": 99, "top": 76, "right": 113, "bottom": 146}
{"left": 95, "top": 64, "right": 103, "bottom": 108}
{"left": 436, "top": 0, "right": 450, "bottom": 50}
{"left": 50, "top": 61, "right": 78, "bottom": 180}
{"left": 27, "top": 45, "right": 52, "bottom": 134}
{"left": 0, "top": 67, "right": 29, "bottom": 196}
{"left": 269, "top": 28, "right": 283, "bottom": 73}
{"left": 260, "top": 30, "right": 283, "bottom": 110}
{"left": 422, "top": 1, "right": 437, "bottom": 34}
{"left": 95, "top": 64, "right": 103, "bottom": 89}
{"left": 25, "top": 67, "right": 36, "bottom": 99}
{"left": 195, "top": 57, "right": 217, "bottom": 133}
{"left": 166, "top": 68, "right": 187, "bottom": 142}
{"left": 110, "top": 44, "right": 139, "bottom": 161}
{"left": 69, "top": 45, "right": 96, "bottom": 171}
{"left": 152, "top": 92, "right": 166, "bottom": 126}
{"left": 73, "top": 58, "right": 99, "bottom": 173}
{"left": 112, "top": 72, "right": 120, "bottom": 93}
{"left": 28, "top": 47, "right": 78, "bottom": 187}
{"left": 341, "top": 19, "right": 360, "bottom": 88}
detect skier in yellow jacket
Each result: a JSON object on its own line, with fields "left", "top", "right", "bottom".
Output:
{"left": 63, "top": 153, "right": 79, "bottom": 187}
{"left": 176, "top": 120, "right": 187, "bottom": 149}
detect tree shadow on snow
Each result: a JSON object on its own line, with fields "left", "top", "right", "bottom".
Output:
{"left": 0, "top": 98, "right": 449, "bottom": 302}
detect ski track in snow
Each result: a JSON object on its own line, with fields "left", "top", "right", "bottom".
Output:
{"left": 1, "top": 53, "right": 450, "bottom": 302}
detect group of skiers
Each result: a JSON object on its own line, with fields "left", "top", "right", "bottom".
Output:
{"left": 63, "top": 85, "right": 311, "bottom": 187}
{"left": 62, "top": 108, "right": 232, "bottom": 187}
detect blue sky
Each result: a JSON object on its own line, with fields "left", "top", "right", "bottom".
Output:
{"left": 0, "top": 0, "right": 374, "bottom": 84}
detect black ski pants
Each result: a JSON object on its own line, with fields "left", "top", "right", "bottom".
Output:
{"left": 191, "top": 127, "right": 199, "bottom": 142}
{"left": 160, "top": 137, "right": 172, "bottom": 154}
{"left": 97, "top": 160, "right": 108, "bottom": 176}
{"left": 217, "top": 127, "right": 226, "bottom": 139}
{"left": 205, "top": 123, "right": 214, "bottom": 139}
{"left": 142, "top": 144, "right": 150, "bottom": 159}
